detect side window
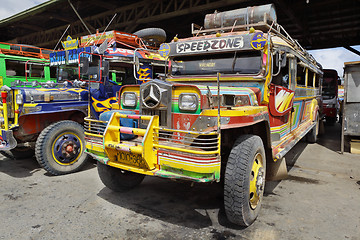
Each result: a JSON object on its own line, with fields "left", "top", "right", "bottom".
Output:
{"left": 308, "top": 70, "right": 314, "bottom": 87}
{"left": 315, "top": 74, "right": 320, "bottom": 88}
{"left": 28, "top": 63, "right": 44, "bottom": 78}
{"left": 5, "top": 60, "right": 25, "bottom": 77}
{"left": 50, "top": 66, "right": 57, "bottom": 78}
{"left": 272, "top": 59, "right": 289, "bottom": 88}
{"left": 296, "top": 62, "right": 306, "bottom": 86}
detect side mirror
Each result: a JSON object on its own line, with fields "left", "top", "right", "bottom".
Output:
{"left": 79, "top": 57, "right": 89, "bottom": 74}
{"left": 102, "top": 60, "right": 109, "bottom": 77}
{"left": 135, "top": 56, "right": 140, "bottom": 72}
{"left": 275, "top": 51, "right": 287, "bottom": 67}
{"left": 281, "top": 53, "right": 287, "bottom": 67}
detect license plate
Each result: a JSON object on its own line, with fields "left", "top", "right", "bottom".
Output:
{"left": 115, "top": 151, "right": 148, "bottom": 169}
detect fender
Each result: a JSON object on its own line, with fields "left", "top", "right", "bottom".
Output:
{"left": 16, "top": 110, "right": 86, "bottom": 137}
{"left": 309, "top": 98, "right": 319, "bottom": 122}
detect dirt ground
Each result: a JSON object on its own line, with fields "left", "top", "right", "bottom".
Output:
{"left": 1, "top": 123, "right": 360, "bottom": 240}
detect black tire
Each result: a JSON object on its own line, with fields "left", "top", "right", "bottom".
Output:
{"left": 97, "top": 161, "right": 145, "bottom": 192}
{"left": 307, "top": 114, "right": 319, "bottom": 143}
{"left": 224, "top": 134, "right": 266, "bottom": 226}
{"left": 326, "top": 116, "right": 336, "bottom": 126}
{"left": 133, "top": 28, "right": 166, "bottom": 45}
{"left": 0, "top": 150, "right": 14, "bottom": 159}
{"left": 0, "top": 147, "right": 34, "bottom": 159}
{"left": 35, "top": 120, "right": 88, "bottom": 175}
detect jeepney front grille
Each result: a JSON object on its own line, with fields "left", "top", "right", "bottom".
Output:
{"left": 141, "top": 109, "right": 168, "bottom": 127}
{"left": 84, "top": 118, "right": 107, "bottom": 146}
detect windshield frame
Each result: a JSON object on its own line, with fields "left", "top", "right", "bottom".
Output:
{"left": 168, "top": 50, "right": 264, "bottom": 78}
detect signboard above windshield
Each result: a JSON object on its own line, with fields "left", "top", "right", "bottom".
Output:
{"left": 164, "top": 33, "right": 256, "bottom": 57}
{"left": 176, "top": 36, "right": 244, "bottom": 54}
{"left": 50, "top": 47, "right": 92, "bottom": 66}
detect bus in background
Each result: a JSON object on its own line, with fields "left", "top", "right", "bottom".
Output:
{"left": 322, "top": 69, "right": 339, "bottom": 125}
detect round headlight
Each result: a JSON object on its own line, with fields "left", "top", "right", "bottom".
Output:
{"left": 122, "top": 92, "right": 137, "bottom": 108}
{"left": 179, "top": 93, "right": 198, "bottom": 111}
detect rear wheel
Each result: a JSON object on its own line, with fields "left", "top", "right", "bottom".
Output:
{"left": 97, "top": 161, "right": 145, "bottom": 192}
{"left": 224, "top": 135, "right": 266, "bottom": 226}
{"left": 0, "top": 147, "right": 34, "bottom": 159}
{"left": 35, "top": 121, "right": 88, "bottom": 175}
{"left": 0, "top": 150, "right": 14, "bottom": 159}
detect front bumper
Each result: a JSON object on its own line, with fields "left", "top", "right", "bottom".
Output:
{"left": 84, "top": 112, "right": 221, "bottom": 182}
{"left": 0, "top": 129, "right": 17, "bottom": 151}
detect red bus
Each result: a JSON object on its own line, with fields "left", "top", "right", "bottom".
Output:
{"left": 322, "top": 69, "right": 339, "bottom": 125}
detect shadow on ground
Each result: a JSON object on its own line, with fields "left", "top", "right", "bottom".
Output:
{"left": 317, "top": 122, "right": 346, "bottom": 153}
{"left": 97, "top": 177, "right": 247, "bottom": 230}
{"left": 0, "top": 154, "right": 96, "bottom": 178}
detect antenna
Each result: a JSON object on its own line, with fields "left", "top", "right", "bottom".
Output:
{"left": 52, "top": 24, "right": 70, "bottom": 52}
{"left": 95, "top": 13, "right": 117, "bottom": 45}
{"left": 68, "top": 0, "right": 92, "bottom": 35}
{"left": 103, "top": 13, "right": 117, "bottom": 33}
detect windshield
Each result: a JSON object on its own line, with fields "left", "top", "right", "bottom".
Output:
{"left": 322, "top": 76, "right": 337, "bottom": 99}
{"left": 170, "top": 51, "right": 262, "bottom": 76}
{"left": 57, "top": 65, "right": 78, "bottom": 82}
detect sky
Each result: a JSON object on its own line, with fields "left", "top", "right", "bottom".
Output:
{"left": 0, "top": 0, "right": 359, "bottom": 77}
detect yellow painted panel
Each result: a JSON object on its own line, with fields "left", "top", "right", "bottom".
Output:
{"left": 202, "top": 106, "right": 267, "bottom": 117}
{"left": 159, "top": 156, "right": 220, "bottom": 174}
{"left": 86, "top": 143, "right": 104, "bottom": 153}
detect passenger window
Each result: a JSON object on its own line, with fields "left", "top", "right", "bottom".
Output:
{"left": 315, "top": 74, "right": 320, "bottom": 88}
{"left": 28, "top": 64, "right": 44, "bottom": 78}
{"left": 5, "top": 60, "right": 25, "bottom": 77}
{"left": 296, "top": 63, "right": 306, "bottom": 86}
{"left": 308, "top": 71, "right": 314, "bottom": 87}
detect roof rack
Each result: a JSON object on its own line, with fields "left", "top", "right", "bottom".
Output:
{"left": 0, "top": 42, "right": 52, "bottom": 59}
{"left": 191, "top": 14, "right": 320, "bottom": 69}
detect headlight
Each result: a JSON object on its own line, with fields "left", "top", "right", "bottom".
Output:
{"left": 122, "top": 92, "right": 137, "bottom": 108}
{"left": 16, "top": 94, "right": 23, "bottom": 105}
{"left": 179, "top": 93, "right": 198, "bottom": 111}
{"left": 236, "top": 95, "right": 250, "bottom": 106}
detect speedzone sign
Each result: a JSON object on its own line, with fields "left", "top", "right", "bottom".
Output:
{"left": 176, "top": 36, "right": 244, "bottom": 54}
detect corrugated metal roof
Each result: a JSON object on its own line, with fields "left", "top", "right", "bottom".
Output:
{"left": 0, "top": 0, "right": 64, "bottom": 26}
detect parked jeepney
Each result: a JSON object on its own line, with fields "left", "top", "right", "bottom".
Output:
{"left": 0, "top": 29, "right": 166, "bottom": 175}
{"left": 85, "top": 4, "right": 323, "bottom": 226}
{"left": 0, "top": 42, "right": 56, "bottom": 87}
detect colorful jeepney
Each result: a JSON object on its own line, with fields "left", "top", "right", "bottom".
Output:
{"left": 0, "top": 42, "right": 55, "bottom": 87}
{"left": 0, "top": 29, "right": 165, "bottom": 175}
{"left": 85, "top": 4, "right": 322, "bottom": 226}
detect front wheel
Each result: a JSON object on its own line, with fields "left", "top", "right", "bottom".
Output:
{"left": 224, "top": 135, "right": 266, "bottom": 226}
{"left": 97, "top": 161, "right": 145, "bottom": 192}
{"left": 35, "top": 121, "right": 88, "bottom": 175}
